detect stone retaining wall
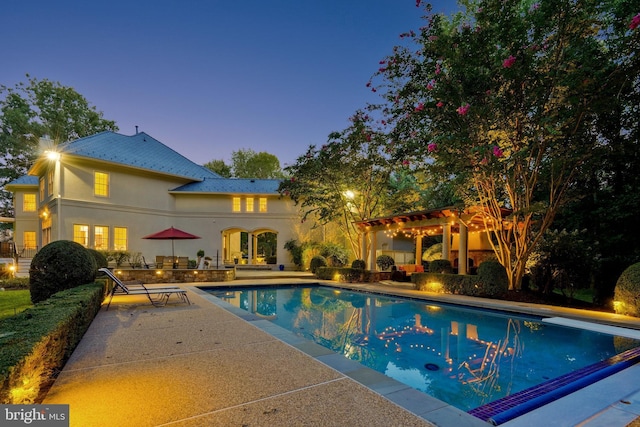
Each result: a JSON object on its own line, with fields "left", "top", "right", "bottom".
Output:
{"left": 112, "top": 268, "right": 235, "bottom": 283}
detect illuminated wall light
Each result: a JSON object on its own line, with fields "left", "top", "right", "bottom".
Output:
{"left": 156, "top": 270, "right": 162, "bottom": 275}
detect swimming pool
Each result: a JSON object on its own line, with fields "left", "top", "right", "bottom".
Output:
{"left": 204, "top": 284, "right": 640, "bottom": 419}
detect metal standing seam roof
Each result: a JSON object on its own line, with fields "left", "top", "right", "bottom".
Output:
{"left": 5, "top": 176, "right": 39, "bottom": 187}
{"left": 13, "top": 131, "right": 283, "bottom": 195}
{"left": 172, "top": 177, "right": 282, "bottom": 194}
{"left": 57, "top": 131, "right": 221, "bottom": 181}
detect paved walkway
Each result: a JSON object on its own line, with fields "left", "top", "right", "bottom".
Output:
{"left": 43, "top": 274, "right": 640, "bottom": 426}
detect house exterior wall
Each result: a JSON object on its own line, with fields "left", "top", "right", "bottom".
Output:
{"left": 10, "top": 188, "right": 40, "bottom": 252}
{"left": 8, "top": 146, "right": 300, "bottom": 269}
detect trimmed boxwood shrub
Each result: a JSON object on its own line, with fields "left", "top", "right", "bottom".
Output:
{"left": 0, "top": 283, "right": 104, "bottom": 404}
{"left": 310, "top": 255, "right": 328, "bottom": 274}
{"left": 316, "top": 267, "right": 363, "bottom": 282}
{"left": 29, "top": 240, "right": 97, "bottom": 304}
{"left": 351, "top": 259, "right": 366, "bottom": 270}
{"left": 429, "top": 259, "right": 453, "bottom": 274}
{"left": 614, "top": 262, "right": 640, "bottom": 317}
{"left": 87, "top": 249, "right": 108, "bottom": 271}
{"left": 412, "top": 272, "right": 482, "bottom": 295}
{"left": 376, "top": 255, "right": 395, "bottom": 271}
{"left": 477, "top": 260, "right": 509, "bottom": 297}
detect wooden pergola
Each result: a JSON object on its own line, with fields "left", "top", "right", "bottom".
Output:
{"left": 354, "top": 206, "right": 512, "bottom": 274}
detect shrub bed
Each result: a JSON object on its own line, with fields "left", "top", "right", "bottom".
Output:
{"left": 0, "top": 277, "right": 30, "bottom": 290}
{"left": 316, "top": 267, "right": 364, "bottom": 282}
{"left": 0, "top": 282, "right": 105, "bottom": 404}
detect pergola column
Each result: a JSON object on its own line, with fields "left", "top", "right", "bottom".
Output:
{"left": 458, "top": 222, "right": 468, "bottom": 275}
{"left": 415, "top": 234, "right": 422, "bottom": 265}
{"left": 442, "top": 223, "right": 451, "bottom": 262}
{"left": 368, "top": 230, "right": 377, "bottom": 270}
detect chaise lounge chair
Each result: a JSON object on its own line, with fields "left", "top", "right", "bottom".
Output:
{"left": 99, "top": 267, "right": 191, "bottom": 310}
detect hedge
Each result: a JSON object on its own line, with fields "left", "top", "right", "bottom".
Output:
{"left": 0, "top": 282, "right": 105, "bottom": 404}
{"left": 316, "top": 267, "right": 364, "bottom": 282}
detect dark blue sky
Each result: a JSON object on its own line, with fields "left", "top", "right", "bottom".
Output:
{"left": 3, "top": 0, "right": 459, "bottom": 167}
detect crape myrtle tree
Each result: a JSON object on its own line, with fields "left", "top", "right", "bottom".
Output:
{"left": 278, "top": 110, "right": 421, "bottom": 260}
{"left": 371, "top": 0, "right": 640, "bottom": 291}
{"left": 0, "top": 75, "right": 117, "bottom": 216}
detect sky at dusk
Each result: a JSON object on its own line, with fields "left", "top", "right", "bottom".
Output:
{"left": 3, "top": 0, "right": 460, "bottom": 168}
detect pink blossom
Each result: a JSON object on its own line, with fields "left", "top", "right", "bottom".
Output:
{"left": 530, "top": 3, "right": 540, "bottom": 12}
{"left": 402, "top": 160, "right": 410, "bottom": 166}
{"left": 415, "top": 103, "right": 424, "bottom": 112}
{"left": 427, "top": 80, "right": 436, "bottom": 90}
{"left": 366, "top": 134, "right": 372, "bottom": 142}
{"left": 436, "top": 101, "right": 444, "bottom": 108}
{"left": 427, "top": 143, "right": 437, "bottom": 152}
{"left": 492, "top": 146, "right": 503, "bottom": 157}
{"left": 502, "top": 55, "right": 516, "bottom": 68}
{"left": 416, "top": 0, "right": 421, "bottom": 7}
{"left": 630, "top": 13, "right": 640, "bottom": 30}
{"left": 456, "top": 103, "right": 470, "bottom": 115}
{"left": 435, "top": 63, "right": 441, "bottom": 75}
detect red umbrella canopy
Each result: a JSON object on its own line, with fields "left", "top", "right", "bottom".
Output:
{"left": 142, "top": 227, "right": 201, "bottom": 260}
{"left": 142, "top": 226, "right": 201, "bottom": 240}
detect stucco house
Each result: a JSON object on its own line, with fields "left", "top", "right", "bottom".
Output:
{"left": 6, "top": 131, "right": 301, "bottom": 275}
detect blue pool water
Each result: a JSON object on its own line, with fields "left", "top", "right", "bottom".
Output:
{"left": 205, "top": 285, "right": 640, "bottom": 413}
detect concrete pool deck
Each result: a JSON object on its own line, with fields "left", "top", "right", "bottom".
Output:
{"left": 42, "top": 273, "right": 640, "bottom": 426}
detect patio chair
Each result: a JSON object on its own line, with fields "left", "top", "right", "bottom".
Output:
{"left": 162, "top": 257, "right": 175, "bottom": 269}
{"left": 99, "top": 268, "right": 190, "bottom": 310}
{"left": 177, "top": 256, "right": 188, "bottom": 269}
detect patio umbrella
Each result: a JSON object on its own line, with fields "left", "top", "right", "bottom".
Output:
{"left": 142, "top": 226, "right": 201, "bottom": 263}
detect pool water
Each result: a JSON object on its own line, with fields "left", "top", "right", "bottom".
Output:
{"left": 206, "top": 285, "right": 640, "bottom": 412}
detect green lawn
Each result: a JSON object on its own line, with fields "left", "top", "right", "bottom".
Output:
{"left": 0, "top": 290, "right": 32, "bottom": 320}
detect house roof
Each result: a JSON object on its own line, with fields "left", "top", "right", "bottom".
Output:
{"left": 16, "top": 131, "right": 283, "bottom": 196}
{"left": 51, "top": 131, "right": 221, "bottom": 181}
{"left": 5, "top": 176, "right": 39, "bottom": 187}
{"left": 172, "top": 177, "right": 282, "bottom": 194}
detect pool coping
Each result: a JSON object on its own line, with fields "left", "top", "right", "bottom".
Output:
{"left": 193, "top": 280, "right": 640, "bottom": 426}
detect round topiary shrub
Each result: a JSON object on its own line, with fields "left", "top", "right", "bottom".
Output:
{"left": 376, "top": 255, "right": 395, "bottom": 271}
{"left": 477, "top": 260, "right": 509, "bottom": 296}
{"left": 429, "top": 259, "right": 453, "bottom": 274}
{"left": 614, "top": 262, "right": 640, "bottom": 317}
{"left": 310, "top": 255, "right": 328, "bottom": 274}
{"left": 351, "top": 259, "right": 366, "bottom": 270}
{"left": 87, "top": 248, "right": 108, "bottom": 271}
{"left": 29, "top": 240, "right": 98, "bottom": 304}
